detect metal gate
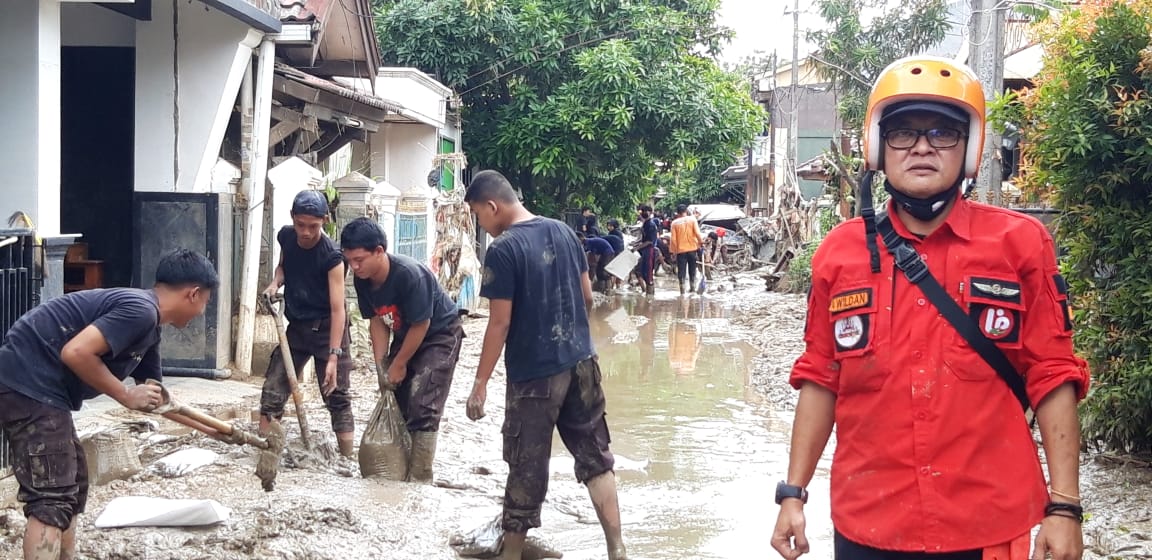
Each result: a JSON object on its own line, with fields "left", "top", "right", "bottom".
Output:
{"left": 0, "top": 229, "right": 43, "bottom": 474}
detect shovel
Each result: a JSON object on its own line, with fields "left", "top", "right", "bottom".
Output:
{"left": 260, "top": 293, "right": 312, "bottom": 449}
{"left": 146, "top": 380, "right": 285, "bottom": 491}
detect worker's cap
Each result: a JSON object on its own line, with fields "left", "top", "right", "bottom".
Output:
{"left": 291, "top": 190, "right": 329, "bottom": 218}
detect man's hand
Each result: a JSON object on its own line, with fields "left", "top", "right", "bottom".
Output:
{"left": 1032, "top": 515, "right": 1083, "bottom": 560}
{"left": 466, "top": 379, "right": 487, "bottom": 421}
{"left": 387, "top": 359, "right": 408, "bottom": 387}
{"left": 770, "top": 501, "right": 810, "bottom": 560}
{"left": 120, "top": 384, "right": 163, "bottom": 412}
{"left": 322, "top": 356, "right": 338, "bottom": 396}
{"left": 262, "top": 283, "right": 280, "bottom": 300}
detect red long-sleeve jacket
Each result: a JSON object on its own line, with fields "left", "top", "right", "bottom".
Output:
{"left": 790, "top": 197, "right": 1090, "bottom": 552}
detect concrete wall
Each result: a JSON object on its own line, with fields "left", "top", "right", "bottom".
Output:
{"left": 135, "top": 0, "right": 260, "bottom": 193}
{"left": 0, "top": 0, "right": 62, "bottom": 235}
{"left": 371, "top": 123, "right": 439, "bottom": 193}
{"left": 61, "top": 3, "right": 134, "bottom": 47}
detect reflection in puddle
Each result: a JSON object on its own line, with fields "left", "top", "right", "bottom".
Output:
{"left": 544, "top": 291, "right": 833, "bottom": 560}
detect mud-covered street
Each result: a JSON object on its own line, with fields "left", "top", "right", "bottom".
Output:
{"left": 0, "top": 276, "right": 1148, "bottom": 559}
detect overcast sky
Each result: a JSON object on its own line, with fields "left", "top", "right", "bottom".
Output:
{"left": 715, "top": 0, "right": 823, "bottom": 65}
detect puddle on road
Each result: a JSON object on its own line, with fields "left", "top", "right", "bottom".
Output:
{"left": 544, "top": 290, "right": 834, "bottom": 560}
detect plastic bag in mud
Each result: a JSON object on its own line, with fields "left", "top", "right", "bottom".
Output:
{"left": 358, "top": 389, "right": 411, "bottom": 480}
{"left": 449, "top": 514, "right": 564, "bottom": 559}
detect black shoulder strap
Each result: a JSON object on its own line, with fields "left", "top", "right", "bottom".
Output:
{"left": 875, "top": 213, "right": 1030, "bottom": 412}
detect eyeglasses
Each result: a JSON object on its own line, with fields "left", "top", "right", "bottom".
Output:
{"left": 883, "top": 128, "right": 966, "bottom": 149}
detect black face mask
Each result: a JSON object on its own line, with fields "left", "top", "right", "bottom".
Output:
{"left": 883, "top": 179, "right": 961, "bottom": 222}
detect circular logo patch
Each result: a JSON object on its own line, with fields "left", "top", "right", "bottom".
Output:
{"left": 979, "top": 307, "right": 1015, "bottom": 339}
{"left": 834, "top": 315, "right": 864, "bottom": 348}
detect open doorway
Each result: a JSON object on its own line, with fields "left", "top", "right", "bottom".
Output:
{"left": 61, "top": 46, "right": 135, "bottom": 288}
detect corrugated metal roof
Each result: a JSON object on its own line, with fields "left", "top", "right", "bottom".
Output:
{"left": 274, "top": 62, "right": 405, "bottom": 114}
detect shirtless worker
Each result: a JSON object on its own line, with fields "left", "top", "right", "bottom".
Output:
{"left": 259, "top": 190, "right": 356, "bottom": 457}
{"left": 464, "top": 170, "right": 628, "bottom": 560}
{"left": 340, "top": 217, "right": 465, "bottom": 483}
{"left": 0, "top": 249, "right": 218, "bottom": 560}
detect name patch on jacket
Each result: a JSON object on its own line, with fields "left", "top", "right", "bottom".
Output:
{"left": 829, "top": 288, "right": 873, "bottom": 315}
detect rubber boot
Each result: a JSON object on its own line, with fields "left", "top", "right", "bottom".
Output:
{"left": 500, "top": 532, "right": 527, "bottom": 560}
{"left": 407, "top": 431, "right": 438, "bottom": 483}
{"left": 586, "top": 472, "right": 628, "bottom": 560}
{"left": 337, "top": 434, "right": 355, "bottom": 458}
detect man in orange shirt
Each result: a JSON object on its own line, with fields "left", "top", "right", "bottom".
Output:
{"left": 771, "top": 56, "right": 1090, "bottom": 560}
{"left": 669, "top": 204, "right": 704, "bottom": 295}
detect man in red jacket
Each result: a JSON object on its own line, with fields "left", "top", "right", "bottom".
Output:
{"left": 771, "top": 56, "right": 1090, "bottom": 560}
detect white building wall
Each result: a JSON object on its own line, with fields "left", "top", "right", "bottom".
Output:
{"left": 373, "top": 123, "right": 439, "bottom": 193}
{"left": 0, "top": 0, "right": 62, "bottom": 235}
{"left": 135, "top": 0, "right": 259, "bottom": 193}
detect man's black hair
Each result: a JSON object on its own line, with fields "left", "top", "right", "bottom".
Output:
{"left": 676, "top": 204, "right": 688, "bottom": 215}
{"left": 606, "top": 218, "right": 620, "bottom": 228}
{"left": 582, "top": 206, "right": 593, "bottom": 213}
{"left": 464, "top": 170, "right": 519, "bottom": 204}
{"left": 340, "top": 217, "right": 388, "bottom": 252}
{"left": 637, "top": 204, "right": 653, "bottom": 213}
{"left": 155, "top": 249, "right": 219, "bottom": 290}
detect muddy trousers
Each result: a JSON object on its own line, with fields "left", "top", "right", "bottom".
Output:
{"left": 675, "top": 252, "right": 698, "bottom": 289}
{"left": 390, "top": 321, "right": 464, "bottom": 433}
{"left": 260, "top": 318, "right": 354, "bottom": 433}
{"left": 501, "top": 358, "right": 615, "bottom": 534}
{"left": 0, "top": 384, "right": 89, "bottom": 530}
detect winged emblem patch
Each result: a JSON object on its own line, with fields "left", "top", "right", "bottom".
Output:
{"left": 972, "top": 281, "right": 1020, "bottom": 298}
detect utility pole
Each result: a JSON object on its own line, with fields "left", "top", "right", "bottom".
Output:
{"left": 969, "top": 0, "right": 1006, "bottom": 205}
{"left": 789, "top": 0, "right": 800, "bottom": 178}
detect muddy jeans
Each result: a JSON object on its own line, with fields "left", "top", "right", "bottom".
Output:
{"left": 0, "top": 384, "right": 89, "bottom": 530}
{"left": 501, "top": 357, "right": 615, "bottom": 533}
{"left": 390, "top": 321, "right": 464, "bottom": 433}
{"left": 260, "top": 317, "right": 354, "bottom": 433}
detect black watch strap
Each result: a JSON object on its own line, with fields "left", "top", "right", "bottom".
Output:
{"left": 775, "top": 481, "right": 808, "bottom": 505}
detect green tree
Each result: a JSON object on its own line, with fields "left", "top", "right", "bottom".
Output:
{"left": 1017, "top": 0, "right": 1152, "bottom": 453}
{"left": 806, "top": 0, "right": 950, "bottom": 135}
{"left": 372, "top": 0, "right": 765, "bottom": 217}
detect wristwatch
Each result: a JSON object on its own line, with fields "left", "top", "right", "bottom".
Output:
{"left": 775, "top": 481, "right": 808, "bottom": 505}
{"left": 328, "top": 348, "right": 344, "bottom": 358}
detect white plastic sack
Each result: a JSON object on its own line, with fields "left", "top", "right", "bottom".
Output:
{"left": 604, "top": 251, "right": 639, "bottom": 281}
{"left": 94, "top": 496, "right": 231, "bottom": 528}
{"left": 149, "top": 448, "right": 218, "bottom": 478}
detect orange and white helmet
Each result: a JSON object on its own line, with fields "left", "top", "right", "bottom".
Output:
{"left": 863, "top": 56, "right": 986, "bottom": 178}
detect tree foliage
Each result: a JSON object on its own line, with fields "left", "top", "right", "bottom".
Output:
{"left": 806, "top": 0, "right": 950, "bottom": 135}
{"left": 1017, "top": 0, "right": 1152, "bottom": 453}
{"left": 372, "top": 0, "right": 765, "bottom": 217}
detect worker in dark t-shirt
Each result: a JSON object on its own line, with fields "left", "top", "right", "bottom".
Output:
{"left": 464, "top": 170, "right": 627, "bottom": 560}
{"left": 0, "top": 249, "right": 217, "bottom": 560}
{"left": 259, "top": 190, "right": 355, "bottom": 457}
{"left": 341, "top": 217, "right": 464, "bottom": 483}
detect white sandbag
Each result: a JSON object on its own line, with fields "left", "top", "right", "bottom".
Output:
{"left": 604, "top": 251, "right": 639, "bottom": 281}
{"left": 94, "top": 496, "right": 231, "bottom": 528}
{"left": 149, "top": 448, "right": 218, "bottom": 478}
